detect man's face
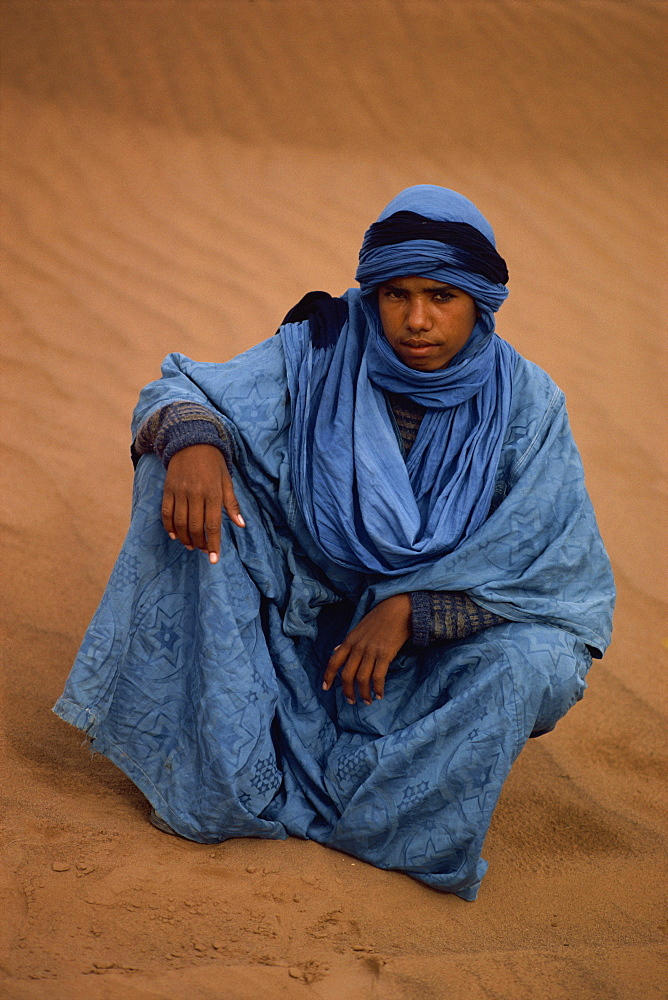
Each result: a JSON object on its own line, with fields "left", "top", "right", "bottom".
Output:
{"left": 377, "top": 275, "right": 478, "bottom": 371}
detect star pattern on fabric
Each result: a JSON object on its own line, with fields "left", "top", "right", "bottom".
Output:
{"left": 335, "top": 747, "right": 370, "bottom": 785}
{"left": 250, "top": 755, "right": 282, "bottom": 795}
{"left": 248, "top": 665, "right": 272, "bottom": 696}
{"left": 114, "top": 551, "right": 140, "bottom": 588}
{"left": 461, "top": 753, "right": 500, "bottom": 811}
{"left": 150, "top": 608, "right": 183, "bottom": 653}
{"left": 400, "top": 780, "right": 430, "bottom": 808}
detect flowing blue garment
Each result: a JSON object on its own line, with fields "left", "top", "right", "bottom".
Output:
{"left": 285, "top": 291, "right": 515, "bottom": 573}
{"left": 306, "top": 184, "right": 513, "bottom": 573}
{"left": 54, "top": 326, "right": 614, "bottom": 901}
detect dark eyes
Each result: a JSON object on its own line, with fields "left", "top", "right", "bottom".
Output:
{"left": 381, "top": 289, "right": 454, "bottom": 302}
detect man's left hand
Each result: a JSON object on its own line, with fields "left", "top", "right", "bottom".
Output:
{"left": 322, "top": 594, "right": 412, "bottom": 705}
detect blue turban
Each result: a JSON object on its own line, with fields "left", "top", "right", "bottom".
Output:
{"left": 356, "top": 184, "right": 509, "bottom": 328}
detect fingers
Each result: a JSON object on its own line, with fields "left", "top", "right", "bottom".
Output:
{"left": 172, "top": 493, "right": 222, "bottom": 561}
{"left": 188, "top": 494, "right": 207, "bottom": 553}
{"left": 172, "top": 491, "right": 194, "bottom": 550}
{"left": 322, "top": 597, "right": 410, "bottom": 703}
{"left": 371, "top": 660, "right": 388, "bottom": 701}
{"left": 351, "top": 655, "right": 375, "bottom": 706}
{"left": 322, "top": 644, "right": 348, "bottom": 694}
{"left": 323, "top": 644, "right": 388, "bottom": 706}
{"left": 161, "top": 447, "right": 244, "bottom": 563}
{"left": 204, "top": 496, "right": 222, "bottom": 565}
{"left": 168, "top": 488, "right": 236, "bottom": 561}
{"left": 340, "top": 650, "right": 364, "bottom": 704}
{"left": 351, "top": 655, "right": 389, "bottom": 704}
{"left": 222, "top": 469, "right": 245, "bottom": 528}
{"left": 161, "top": 487, "right": 176, "bottom": 540}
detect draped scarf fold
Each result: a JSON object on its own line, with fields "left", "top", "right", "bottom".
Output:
{"left": 283, "top": 185, "right": 517, "bottom": 576}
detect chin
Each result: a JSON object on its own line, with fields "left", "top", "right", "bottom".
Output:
{"left": 403, "top": 358, "right": 445, "bottom": 372}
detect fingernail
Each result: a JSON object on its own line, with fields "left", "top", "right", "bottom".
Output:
{"left": 186, "top": 545, "right": 194, "bottom": 551}
{"left": 169, "top": 533, "right": 176, "bottom": 540}
{"left": 209, "top": 553, "right": 218, "bottom": 564}
{"left": 322, "top": 682, "right": 328, "bottom": 691}
{"left": 363, "top": 700, "right": 372, "bottom": 707}
{"left": 346, "top": 698, "right": 355, "bottom": 706}
{"left": 237, "top": 515, "right": 245, "bottom": 527}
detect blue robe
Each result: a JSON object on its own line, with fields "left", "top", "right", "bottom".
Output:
{"left": 54, "top": 324, "right": 614, "bottom": 901}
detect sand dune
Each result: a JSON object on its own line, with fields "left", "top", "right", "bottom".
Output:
{"left": 1, "top": 2, "right": 666, "bottom": 997}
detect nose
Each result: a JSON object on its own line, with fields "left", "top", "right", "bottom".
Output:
{"left": 405, "top": 297, "right": 432, "bottom": 333}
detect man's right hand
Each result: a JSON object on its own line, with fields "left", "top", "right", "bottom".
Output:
{"left": 161, "top": 444, "right": 244, "bottom": 564}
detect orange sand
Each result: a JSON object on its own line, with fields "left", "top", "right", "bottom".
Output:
{"left": 1, "top": 2, "right": 666, "bottom": 997}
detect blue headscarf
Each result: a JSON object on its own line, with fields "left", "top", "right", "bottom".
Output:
{"left": 283, "top": 185, "right": 517, "bottom": 575}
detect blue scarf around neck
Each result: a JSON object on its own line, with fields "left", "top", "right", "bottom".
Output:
{"left": 283, "top": 186, "right": 517, "bottom": 576}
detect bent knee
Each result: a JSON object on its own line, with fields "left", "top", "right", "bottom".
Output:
{"left": 496, "top": 623, "right": 592, "bottom": 738}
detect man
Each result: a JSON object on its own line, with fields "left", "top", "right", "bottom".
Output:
{"left": 55, "top": 185, "right": 614, "bottom": 900}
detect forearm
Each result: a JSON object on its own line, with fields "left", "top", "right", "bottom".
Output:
{"left": 133, "top": 401, "right": 234, "bottom": 471}
{"left": 411, "top": 591, "right": 507, "bottom": 646}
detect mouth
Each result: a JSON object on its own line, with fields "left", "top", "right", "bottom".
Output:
{"left": 402, "top": 340, "right": 437, "bottom": 353}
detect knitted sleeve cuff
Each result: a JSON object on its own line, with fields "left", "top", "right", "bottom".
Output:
{"left": 133, "top": 401, "right": 235, "bottom": 472}
{"left": 410, "top": 590, "right": 434, "bottom": 647}
{"left": 411, "top": 591, "right": 507, "bottom": 646}
{"left": 160, "top": 420, "right": 234, "bottom": 472}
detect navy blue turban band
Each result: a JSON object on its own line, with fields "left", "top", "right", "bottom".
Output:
{"left": 358, "top": 211, "right": 509, "bottom": 286}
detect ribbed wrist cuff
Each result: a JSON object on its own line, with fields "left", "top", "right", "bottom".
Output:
{"left": 160, "top": 420, "right": 234, "bottom": 473}
{"left": 410, "top": 591, "right": 433, "bottom": 647}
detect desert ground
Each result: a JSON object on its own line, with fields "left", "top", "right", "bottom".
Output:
{"left": 0, "top": 2, "right": 666, "bottom": 998}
